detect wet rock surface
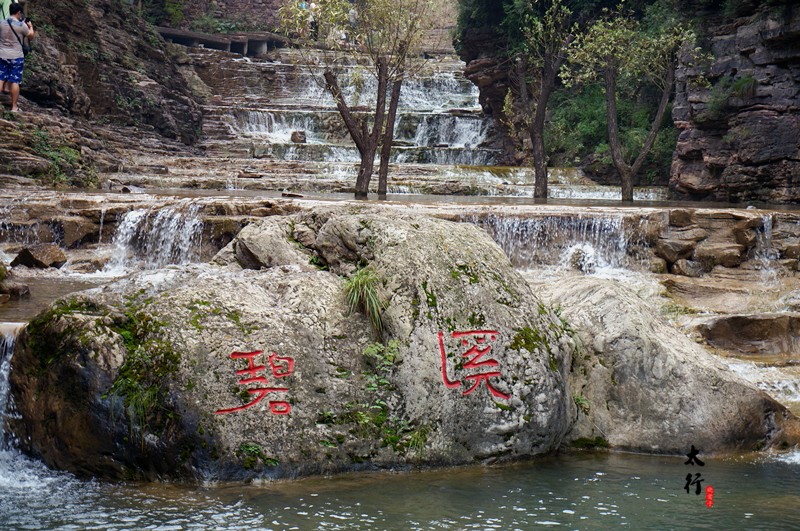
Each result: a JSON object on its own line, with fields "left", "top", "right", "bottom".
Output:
{"left": 694, "top": 313, "right": 800, "bottom": 357}
{"left": 11, "top": 244, "right": 67, "bottom": 269}
{"left": 534, "top": 275, "right": 800, "bottom": 453}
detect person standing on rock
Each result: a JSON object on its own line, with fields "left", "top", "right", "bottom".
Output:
{"left": 0, "top": 3, "right": 34, "bottom": 112}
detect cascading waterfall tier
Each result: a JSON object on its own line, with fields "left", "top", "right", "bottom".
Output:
{"left": 196, "top": 49, "right": 498, "bottom": 166}
{"left": 104, "top": 201, "right": 204, "bottom": 274}
{"left": 465, "top": 214, "right": 651, "bottom": 272}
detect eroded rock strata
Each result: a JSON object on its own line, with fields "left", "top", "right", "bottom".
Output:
{"left": 671, "top": 4, "right": 800, "bottom": 203}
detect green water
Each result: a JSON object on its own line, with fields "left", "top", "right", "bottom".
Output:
{"left": 2, "top": 450, "right": 799, "bottom": 530}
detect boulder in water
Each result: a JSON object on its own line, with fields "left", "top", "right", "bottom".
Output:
{"left": 290, "top": 130, "right": 307, "bottom": 143}
{"left": 9, "top": 207, "right": 577, "bottom": 480}
{"left": 10, "top": 244, "right": 68, "bottom": 269}
{"left": 0, "top": 280, "right": 31, "bottom": 299}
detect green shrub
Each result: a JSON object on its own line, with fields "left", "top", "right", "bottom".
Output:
{"left": 545, "top": 83, "right": 676, "bottom": 182}
{"left": 344, "top": 267, "right": 386, "bottom": 337}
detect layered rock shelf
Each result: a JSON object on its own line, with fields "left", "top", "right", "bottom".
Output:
{"left": 7, "top": 205, "right": 800, "bottom": 481}
{"left": 671, "top": 5, "right": 800, "bottom": 203}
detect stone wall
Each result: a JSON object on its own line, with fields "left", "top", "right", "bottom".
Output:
{"left": 671, "top": 4, "right": 800, "bottom": 204}
{"left": 205, "top": 0, "right": 283, "bottom": 30}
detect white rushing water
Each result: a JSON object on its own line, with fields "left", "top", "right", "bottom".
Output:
{"left": 725, "top": 359, "right": 800, "bottom": 414}
{"left": 0, "top": 323, "right": 21, "bottom": 438}
{"left": 751, "top": 214, "right": 781, "bottom": 287}
{"left": 0, "top": 322, "right": 95, "bottom": 530}
{"left": 103, "top": 202, "right": 204, "bottom": 274}
{"left": 468, "top": 214, "right": 651, "bottom": 272}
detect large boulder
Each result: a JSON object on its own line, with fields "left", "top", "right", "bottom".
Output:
{"left": 9, "top": 208, "right": 577, "bottom": 480}
{"left": 538, "top": 276, "right": 800, "bottom": 454}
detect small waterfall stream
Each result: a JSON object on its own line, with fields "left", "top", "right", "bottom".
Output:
{"left": 751, "top": 214, "right": 780, "bottom": 286}
{"left": 0, "top": 323, "right": 21, "bottom": 441}
{"left": 103, "top": 201, "right": 204, "bottom": 274}
{"left": 466, "top": 214, "right": 650, "bottom": 272}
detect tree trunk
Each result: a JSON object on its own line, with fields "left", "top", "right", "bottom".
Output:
{"left": 324, "top": 70, "right": 366, "bottom": 153}
{"left": 630, "top": 65, "right": 675, "bottom": 178}
{"left": 522, "top": 35, "right": 572, "bottom": 200}
{"left": 326, "top": 58, "right": 389, "bottom": 199}
{"left": 605, "top": 58, "right": 676, "bottom": 202}
{"left": 620, "top": 167, "right": 634, "bottom": 203}
{"left": 530, "top": 78, "right": 551, "bottom": 199}
{"left": 378, "top": 75, "right": 403, "bottom": 199}
{"left": 355, "top": 157, "right": 376, "bottom": 199}
{"left": 603, "top": 60, "right": 634, "bottom": 202}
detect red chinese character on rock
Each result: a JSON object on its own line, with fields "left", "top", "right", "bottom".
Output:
{"left": 438, "top": 330, "right": 510, "bottom": 400}
{"left": 215, "top": 350, "right": 295, "bottom": 415}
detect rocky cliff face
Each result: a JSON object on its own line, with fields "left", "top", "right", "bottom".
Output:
{"left": 22, "top": 0, "right": 203, "bottom": 144}
{"left": 0, "top": 0, "right": 205, "bottom": 187}
{"left": 457, "top": 27, "right": 517, "bottom": 165}
{"left": 671, "top": 4, "right": 800, "bottom": 203}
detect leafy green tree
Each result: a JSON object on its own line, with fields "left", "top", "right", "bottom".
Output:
{"left": 564, "top": 9, "right": 691, "bottom": 201}
{"left": 507, "top": 0, "right": 575, "bottom": 199}
{"left": 279, "top": 0, "right": 436, "bottom": 199}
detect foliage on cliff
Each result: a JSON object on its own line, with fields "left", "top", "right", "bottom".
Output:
{"left": 456, "top": 0, "right": 686, "bottom": 184}
{"left": 137, "top": 0, "right": 274, "bottom": 32}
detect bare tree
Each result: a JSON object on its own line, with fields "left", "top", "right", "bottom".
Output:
{"left": 279, "top": 0, "right": 435, "bottom": 199}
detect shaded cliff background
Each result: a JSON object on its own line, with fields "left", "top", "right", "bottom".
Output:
{"left": 1, "top": 0, "right": 203, "bottom": 187}
{"left": 671, "top": 1, "right": 800, "bottom": 203}
{"left": 456, "top": 0, "right": 799, "bottom": 203}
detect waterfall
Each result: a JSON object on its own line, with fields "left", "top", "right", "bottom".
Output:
{"left": 202, "top": 50, "right": 497, "bottom": 167}
{"left": 98, "top": 207, "right": 107, "bottom": 244}
{"left": 0, "top": 196, "right": 43, "bottom": 247}
{"left": 467, "top": 214, "right": 648, "bottom": 271}
{"left": 409, "top": 114, "right": 490, "bottom": 148}
{"left": 752, "top": 214, "right": 780, "bottom": 286}
{"left": 234, "top": 110, "right": 322, "bottom": 143}
{"left": 0, "top": 323, "right": 22, "bottom": 443}
{"left": 103, "top": 202, "right": 204, "bottom": 274}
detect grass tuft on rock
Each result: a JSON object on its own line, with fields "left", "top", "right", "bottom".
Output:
{"left": 344, "top": 267, "right": 385, "bottom": 337}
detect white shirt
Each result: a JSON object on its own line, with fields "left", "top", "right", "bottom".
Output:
{"left": 0, "top": 17, "right": 30, "bottom": 60}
